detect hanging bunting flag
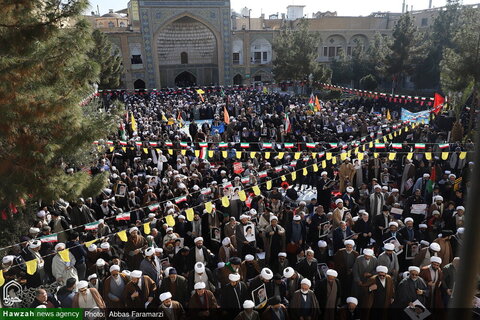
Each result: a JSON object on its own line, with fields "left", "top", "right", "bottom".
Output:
{"left": 84, "top": 239, "right": 97, "bottom": 248}
{"left": 194, "top": 150, "right": 200, "bottom": 157}
{"left": 0, "top": 270, "right": 4, "bottom": 287}
{"left": 374, "top": 153, "right": 379, "bottom": 158}
{"left": 250, "top": 152, "right": 256, "bottom": 158}
{"left": 119, "top": 140, "right": 127, "bottom": 146}
{"left": 407, "top": 152, "right": 414, "bottom": 160}
{"left": 391, "top": 143, "right": 402, "bottom": 149}
{"left": 274, "top": 166, "right": 283, "bottom": 172}
{"left": 358, "top": 153, "right": 364, "bottom": 160}
{"left": 201, "top": 188, "right": 212, "bottom": 195}
{"left": 221, "top": 150, "right": 228, "bottom": 158}
{"left": 236, "top": 151, "right": 242, "bottom": 159}
{"left": 291, "top": 171, "right": 297, "bottom": 181}
{"left": 306, "top": 143, "right": 316, "bottom": 149}
{"left": 238, "top": 190, "right": 247, "bottom": 202}
{"left": 313, "top": 164, "right": 319, "bottom": 172}
{"left": 175, "top": 195, "right": 188, "bottom": 204}
{"left": 459, "top": 152, "right": 467, "bottom": 159}
{"left": 266, "top": 180, "right": 272, "bottom": 190}
{"left": 332, "top": 157, "right": 337, "bottom": 164}
{"left": 148, "top": 203, "right": 160, "bottom": 211}
{"left": 205, "top": 202, "right": 213, "bottom": 213}
{"left": 26, "top": 259, "right": 37, "bottom": 275}
{"left": 263, "top": 143, "right": 273, "bottom": 149}
{"left": 281, "top": 175, "right": 286, "bottom": 181}
{"left": 185, "top": 208, "right": 194, "bottom": 221}
{"left": 221, "top": 196, "right": 230, "bottom": 207}
{"left": 329, "top": 143, "right": 338, "bottom": 148}
{"left": 294, "top": 152, "right": 301, "bottom": 160}
{"left": 438, "top": 143, "right": 449, "bottom": 149}
{"left": 219, "top": 142, "right": 228, "bottom": 148}
{"left": 143, "top": 222, "right": 151, "bottom": 235}
{"left": 278, "top": 152, "right": 285, "bottom": 159}
{"left": 425, "top": 152, "right": 432, "bottom": 160}
{"left": 284, "top": 143, "right": 294, "bottom": 149}
{"left": 84, "top": 221, "right": 100, "bottom": 231}
{"left": 375, "top": 143, "right": 386, "bottom": 149}
{"left": 149, "top": 141, "right": 158, "bottom": 147}
{"left": 258, "top": 171, "right": 268, "bottom": 178}
{"left": 59, "top": 249, "right": 70, "bottom": 263}
{"left": 180, "top": 142, "right": 188, "bottom": 148}
{"left": 321, "top": 160, "right": 327, "bottom": 168}
{"left": 39, "top": 234, "right": 58, "bottom": 243}
{"left": 241, "top": 176, "right": 250, "bottom": 184}
{"left": 290, "top": 161, "right": 297, "bottom": 167}
{"left": 415, "top": 143, "right": 426, "bottom": 149}
{"left": 165, "top": 141, "right": 173, "bottom": 147}
{"left": 240, "top": 143, "right": 250, "bottom": 148}
{"left": 388, "top": 153, "right": 396, "bottom": 160}
{"left": 199, "top": 142, "right": 208, "bottom": 148}
{"left": 116, "top": 212, "right": 130, "bottom": 221}
{"left": 265, "top": 152, "right": 270, "bottom": 159}
{"left": 326, "top": 153, "right": 332, "bottom": 160}
{"left": 252, "top": 185, "right": 261, "bottom": 196}
{"left": 303, "top": 168, "right": 308, "bottom": 176}
{"left": 340, "top": 153, "right": 347, "bottom": 161}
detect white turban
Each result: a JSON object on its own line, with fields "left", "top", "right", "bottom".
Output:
{"left": 160, "top": 292, "right": 172, "bottom": 302}
{"left": 195, "top": 262, "right": 205, "bottom": 274}
{"left": 109, "top": 265, "right": 120, "bottom": 272}
{"left": 194, "top": 282, "right": 206, "bottom": 290}
{"left": 430, "top": 256, "right": 442, "bottom": 264}
{"left": 76, "top": 280, "right": 89, "bottom": 290}
{"left": 408, "top": 266, "right": 420, "bottom": 273}
{"left": 346, "top": 297, "right": 358, "bottom": 305}
{"left": 301, "top": 278, "right": 311, "bottom": 287}
{"left": 245, "top": 254, "right": 255, "bottom": 261}
{"left": 376, "top": 266, "right": 388, "bottom": 274}
{"left": 429, "top": 243, "right": 441, "bottom": 252}
{"left": 243, "top": 300, "right": 255, "bottom": 309}
{"left": 261, "top": 268, "right": 273, "bottom": 280}
{"left": 130, "top": 270, "right": 142, "bottom": 278}
{"left": 229, "top": 273, "right": 241, "bottom": 282}
{"left": 318, "top": 240, "right": 327, "bottom": 248}
{"left": 383, "top": 243, "right": 395, "bottom": 251}
{"left": 194, "top": 237, "right": 204, "bottom": 243}
{"left": 363, "top": 249, "right": 374, "bottom": 256}
{"left": 326, "top": 269, "right": 338, "bottom": 277}
{"left": 283, "top": 267, "right": 294, "bottom": 278}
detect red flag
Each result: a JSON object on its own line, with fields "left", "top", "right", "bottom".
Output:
{"left": 432, "top": 93, "right": 445, "bottom": 114}
{"left": 224, "top": 106, "right": 230, "bottom": 124}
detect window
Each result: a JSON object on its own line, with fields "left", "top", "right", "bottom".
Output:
{"left": 323, "top": 47, "right": 328, "bottom": 56}
{"left": 181, "top": 52, "right": 188, "bottom": 64}
{"left": 254, "top": 75, "right": 262, "bottom": 82}
{"left": 347, "top": 46, "right": 352, "bottom": 56}
{"left": 254, "top": 52, "right": 261, "bottom": 63}
{"left": 131, "top": 55, "right": 143, "bottom": 64}
{"left": 108, "top": 21, "right": 115, "bottom": 28}
{"left": 337, "top": 47, "right": 343, "bottom": 56}
{"left": 421, "top": 18, "right": 428, "bottom": 26}
{"left": 262, "top": 52, "right": 268, "bottom": 62}
{"left": 233, "top": 52, "right": 240, "bottom": 64}
{"left": 120, "top": 21, "right": 126, "bottom": 27}
{"left": 328, "top": 47, "right": 335, "bottom": 57}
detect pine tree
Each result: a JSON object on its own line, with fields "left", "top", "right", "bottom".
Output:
{"left": 272, "top": 19, "right": 330, "bottom": 83}
{"left": 88, "top": 29, "right": 124, "bottom": 90}
{"left": 0, "top": 1, "right": 115, "bottom": 213}
{"left": 384, "top": 13, "right": 426, "bottom": 91}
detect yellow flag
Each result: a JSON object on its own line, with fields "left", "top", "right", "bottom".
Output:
{"left": 278, "top": 152, "right": 285, "bottom": 160}
{"left": 143, "top": 148, "right": 148, "bottom": 154}
{"left": 407, "top": 152, "right": 413, "bottom": 160}
{"left": 386, "top": 109, "right": 391, "bottom": 120}
{"left": 332, "top": 157, "right": 337, "bottom": 164}
{"left": 0, "top": 270, "right": 4, "bottom": 287}
{"left": 131, "top": 112, "right": 137, "bottom": 132}
{"left": 97, "top": 146, "right": 103, "bottom": 152}
{"left": 181, "top": 149, "right": 186, "bottom": 155}
{"left": 26, "top": 259, "right": 37, "bottom": 275}
{"left": 294, "top": 152, "right": 301, "bottom": 160}
{"left": 250, "top": 152, "right": 256, "bottom": 159}
{"left": 252, "top": 185, "right": 261, "bottom": 196}
{"left": 221, "top": 196, "right": 230, "bottom": 207}
{"left": 162, "top": 112, "right": 168, "bottom": 121}
{"left": 326, "top": 153, "right": 332, "bottom": 160}
{"left": 388, "top": 133, "right": 393, "bottom": 140}
{"left": 394, "top": 131, "right": 397, "bottom": 137}
{"left": 122, "top": 147, "right": 126, "bottom": 152}
{"left": 166, "top": 215, "right": 176, "bottom": 227}
{"left": 312, "top": 152, "right": 317, "bottom": 158}
{"left": 383, "top": 136, "right": 388, "bottom": 143}
{"left": 322, "top": 160, "right": 326, "bottom": 168}
{"left": 399, "top": 129, "right": 402, "bottom": 135}
{"left": 405, "top": 127, "right": 409, "bottom": 132}
{"left": 59, "top": 249, "right": 70, "bottom": 263}
{"left": 168, "top": 149, "right": 173, "bottom": 155}
{"left": 84, "top": 239, "right": 97, "bottom": 248}
{"left": 265, "top": 152, "right": 270, "bottom": 159}
{"left": 388, "top": 152, "right": 396, "bottom": 160}
{"left": 369, "top": 142, "right": 373, "bottom": 148}
{"left": 441, "top": 152, "right": 449, "bottom": 160}
{"left": 347, "top": 150, "right": 351, "bottom": 157}
{"left": 222, "top": 151, "right": 228, "bottom": 158}
{"left": 238, "top": 190, "right": 247, "bottom": 201}
{"left": 375, "top": 139, "right": 379, "bottom": 144}
{"left": 281, "top": 175, "right": 286, "bottom": 181}
{"left": 425, "top": 152, "right": 432, "bottom": 160}
{"left": 374, "top": 153, "right": 379, "bottom": 158}
{"left": 291, "top": 171, "right": 297, "bottom": 180}
{"left": 313, "top": 164, "right": 319, "bottom": 172}
{"left": 195, "top": 150, "right": 200, "bottom": 157}
{"left": 266, "top": 180, "right": 272, "bottom": 190}
{"left": 109, "top": 146, "right": 114, "bottom": 152}
{"left": 185, "top": 208, "right": 194, "bottom": 221}
{"left": 459, "top": 152, "right": 467, "bottom": 159}
{"left": 358, "top": 153, "right": 364, "bottom": 160}
{"left": 117, "top": 230, "right": 128, "bottom": 242}
{"left": 303, "top": 167, "right": 308, "bottom": 176}
{"left": 236, "top": 151, "right": 242, "bottom": 159}
{"left": 143, "top": 222, "right": 151, "bottom": 235}
{"left": 205, "top": 202, "right": 213, "bottom": 213}
{"left": 340, "top": 153, "right": 347, "bottom": 161}
{"left": 354, "top": 148, "right": 359, "bottom": 155}
{"left": 208, "top": 150, "right": 214, "bottom": 158}
{"left": 362, "top": 144, "right": 366, "bottom": 151}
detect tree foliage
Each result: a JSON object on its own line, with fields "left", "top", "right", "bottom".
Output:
{"left": 0, "top": 0, "right": 115, "bottom": 208}
{"left": 88, "top": 29, "right": 124, "bottom": 90}
{"left": 384, "top": 13, "right": 426, "bottom": 89}
{"left": 272, "top": 19, "right": 331, "bottom": 83}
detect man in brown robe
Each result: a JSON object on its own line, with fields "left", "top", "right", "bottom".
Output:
{"left": 103, "top": 265, "right": 128, "bottom": 308}
{"left": 188, "top": 282, "right": 220, "bottom": 319}
{"left": 419, "top": 256, "right": 444, "bottom": 309}
{"left": 339, "top": 158, "right": 356, "bottom": 193}
{"left": 122, "top": 270, "right": 157, "bottom": 308}
{"left": 72, "top": 280, "right": 106, "bottom": 308}
{"left": 124, "top": 227, "right": 147, "bottom": 270}
{"left": 289, "top": 278, "right": 320, "bottom": 320}
{"left": 333, "top": 240, "right": 359, "bottom": 300}
{"left": 363, "top": 265, "right": 395, "bottom": 319}
{"left": 315, "top": 269, "right": 342, "bottom": 320}
{"left": 158, "top": 292, "right": 185, "bottom": 320}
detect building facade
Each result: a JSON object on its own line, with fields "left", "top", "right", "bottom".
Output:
{"left": 88, "top": 1, "right": 479, "bottom": 89}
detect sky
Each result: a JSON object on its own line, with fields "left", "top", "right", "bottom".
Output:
{"left": 87, "top": 0, "right": 479, "bottom": 17}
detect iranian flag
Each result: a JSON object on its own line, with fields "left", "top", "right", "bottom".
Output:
{"left": 290, "top": 161, "right": 297, "bottom": 167}
{"left": 148, "top": 203, "right": 160, "bottom": 211}
{"left": 258, "top": 171, "right": 268, "bottom": 178}
{"left": 361, "top": 137, "right": 366, "bottom": 142}
{"left": 439, "top": 143, "right": 449, "bottom": 149}
{"left": 240, "top": 143, "right": 250, "bottom": 148}
{"left": 93, "top": 141, "right": 99, "bottom": 145}
{"left": 415, "top": 143, "right": 426, "bottom": 149}
{"left": 391, "top": 143, "right": 402, "bottom": 149}
{"left": 318, "top": 152, "right": 325, "bottom": 158}
{"left": 263, "top": 143, "right": 273, "bottom": 149}
{"left": 200, "top": 148, "right": 208, "bottom": 160}
{"left": 284, "top": 143, "right": 294, "bottom": 149}
{"left": 39, "top": 234, "right": 58, "bottom": 243}
{"left": 119, "top": 140, "right": 127, "bottom": 146}
{"left": 329, "top": 143, "right": 338, "bottom": 148}
{"left": 149, "top": 142, "right": 158, "bottom": 147}
{"left": 219, "top": 142, "right": 228, "bottom": 148}
{"left": 116, "top": 212, "right": 130, "bottom": 221}
{"left": 199, "top": 142, "right": 208, "bottom": 148}
{"left": 135, "top": 141, "right": 143, "bottom": 147}
{"left": 274, "top": 166, "right": 283, "bottom": 172}
{"left": 85, "top": 221, "right": 100, "bottom": 230}
{"left": 201, "top": 188, "right": 212, "bottom": 195}
{"left": 165, "top": 141, "right": 173, "bottom": 147}
{"left": 341, "top": 144, "right": 348, "bottom": 150}
{"left": 241, "top": 176, "right": 250, "bottom": 184}
{"left": 175, "top": 195, "right": 188, "bottom": 204}
{"left": 223, "top": 181, "right": 233, "bottom": 188}
{"left": 106, "top": 140, "right": 114, "bottom": 145}
{"left": 375, "top": 143, "right": 386, "bottom": 149}
{"left": 180, "top": 142, "right": 188, "bottom": 148}
{"left": 306, "top": 143, "right": 316, "bottom": 149}
{"left": 285, "top": 114, "right": 291, "bottom": 133}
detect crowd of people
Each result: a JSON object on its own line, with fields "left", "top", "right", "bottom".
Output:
{"left": 0, "top": 88, "right": 476, "bottom": 320}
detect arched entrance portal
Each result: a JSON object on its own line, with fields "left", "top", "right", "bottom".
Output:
{"left": 175, "top": 71, "right": 197, "bottom": 87}
{"left": 134, "top": 79, "right": 146, "bottom": 89}
{"left": 233, "top": 74, "right": 243, "bottom": 85}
